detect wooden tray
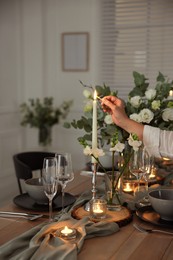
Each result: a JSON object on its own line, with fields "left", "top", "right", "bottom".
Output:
{"left": 72, "top": 205, "right": 133, "bottom": 227}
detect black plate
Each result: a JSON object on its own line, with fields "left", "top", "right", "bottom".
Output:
{"left": 13, "top": 193, "right": 76, "bottom": 212}
{"left": 136, "top": 206, "right": 173, "bottom": 228}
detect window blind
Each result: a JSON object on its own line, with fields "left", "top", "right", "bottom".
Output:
{"left": 101, "top": 0, "right": 173, "bottom": 100}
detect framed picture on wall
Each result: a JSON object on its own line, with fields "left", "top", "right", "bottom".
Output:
{"left": 61, "top": 32, "right": 89, "bottom": 72}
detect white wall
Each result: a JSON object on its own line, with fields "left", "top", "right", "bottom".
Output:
{"left": 0, "top": 0, "right": 102, "bottom": 205}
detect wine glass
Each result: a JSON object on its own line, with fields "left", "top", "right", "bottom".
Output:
{"left": 56, "top": 153, "right": 74, "bottom": 213}
{"left": 42, "top": 157, "right": 58, "bottom": 222}
{"left": 129, "top": 146, "right": 150, "bottom": 195}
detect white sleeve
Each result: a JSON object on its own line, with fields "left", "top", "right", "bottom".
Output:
{"left": 143, "top": 125, "right": 173, "bottom": 159}
{"left": 143, "top": 125, "right": 161, "bottom": 158}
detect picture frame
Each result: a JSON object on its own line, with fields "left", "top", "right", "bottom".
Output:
{"left": 61, "top": 32, "right": 89, "bottom": 72}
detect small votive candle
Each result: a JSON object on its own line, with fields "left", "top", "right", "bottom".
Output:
{"left": 90, "top": 199, "right": 107, "bottom": 220}
{"left": 123, "top": 182, "right": 134, "bottom": 194}
{"left": 58, "top": 226, "right": 77, "bottom": 240}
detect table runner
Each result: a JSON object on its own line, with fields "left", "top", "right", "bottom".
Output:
{"left": 0, "top": 191, "right": 119, "bottom": 260}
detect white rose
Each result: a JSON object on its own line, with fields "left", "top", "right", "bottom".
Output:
{"left": 145, "top": 89, "right": 156, "bottom": 100}
{"left": 110, "top": 141, "right": 125, "bottom": 153}
{"left": 130, "top": 113, "right": 142, "bottom": 123}
{"left": 162, "top": 108, "right": 173, "bottom": 121}
{"left": 129, "top": 96, "right": 141, "bottom": 108}
{"left": 104, "top": 114, "right": 113, "bottom": 124}
{"left": 139, "top": 108, "right": 154, "bottom": 123}
{"left": 83, "top": 89, "right": 91, "bottom": 98}
{"left": 151, "top": 100, "right": 161, "bottom": 110}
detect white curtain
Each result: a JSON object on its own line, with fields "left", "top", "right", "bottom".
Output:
{"left": 101, "top": 0, "right": 173, "bottom": 100}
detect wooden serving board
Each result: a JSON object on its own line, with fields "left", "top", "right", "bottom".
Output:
{"left": 72, "top": 205, "right": 133, "bottom": 227}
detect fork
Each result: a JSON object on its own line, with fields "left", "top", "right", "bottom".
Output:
{"left": 133, "top": 223, "right": 173, "bottom": 235}
{"left": 0, "top": 211, "right": 43, "bottom": 221}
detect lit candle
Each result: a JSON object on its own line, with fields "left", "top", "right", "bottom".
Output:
{"left": 93, "top": 204, "right": 104, "bottom": 214}
{"left": 169, "top": 90, "right": 173, "bottom": 97}
{"left": 90, "top": 199, "right": 107, "bottom": 219}
{"left": 168, "top": 90, "right": 173, "bottom": 100}
{"left": 123, "top": 182, "right": 133, "bottom": 193}
{"left": 92, "top": 90, "right": 98, "bottom": 163}
{"left": 61, "top": 226, "right": 73, "bottom": 236}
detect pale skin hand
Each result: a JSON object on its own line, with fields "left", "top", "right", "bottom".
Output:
{"left": 101, "top": 96, "right": 144, "bottom": 140}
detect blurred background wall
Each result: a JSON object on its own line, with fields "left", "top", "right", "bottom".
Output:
{"left": 0, "top": 0, "right": 102, "bottom": 205}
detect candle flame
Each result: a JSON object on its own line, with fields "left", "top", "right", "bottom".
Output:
{"left": 94, "top": 90, "right": 97, "bottom": 100}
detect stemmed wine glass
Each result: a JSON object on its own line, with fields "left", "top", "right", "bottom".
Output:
{"left": 56, "top": 153, "right": 74, "bottom": 213}
{"left": 42, "top": 157, "right": 58, "bottom": 222}
{"left": 129, "top": 146, "right": 150, "bottom": 195}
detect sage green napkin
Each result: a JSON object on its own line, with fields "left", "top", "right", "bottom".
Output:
{"left": 0, "top": 192, "right": 119, "bottom": 260}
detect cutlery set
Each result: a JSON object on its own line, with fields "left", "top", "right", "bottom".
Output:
{"left": 133, "top": 223, "right": 173, "bottom": 235}
{"left": 0, "top": 211, "right": 45, "bottom": 221}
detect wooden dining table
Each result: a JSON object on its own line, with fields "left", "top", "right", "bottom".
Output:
{"left": 1, "top": 170, "right": 173, "bottom": 260}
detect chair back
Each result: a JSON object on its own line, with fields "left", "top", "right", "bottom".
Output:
{"left": 13, "top": 151, "right": 55, "bottom": 194}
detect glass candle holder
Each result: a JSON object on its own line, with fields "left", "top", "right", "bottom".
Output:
{"left": 90, "top": 199, "right": 107, "bottom": 220}
{"left": 122, "top": 181, "right": 135, "bottom": 195}
{"left": 57, "top": 226, "right": 77, "bottom": 240}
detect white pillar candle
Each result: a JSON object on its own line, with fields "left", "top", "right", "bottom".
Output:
{"left": 92, "top": 90, "right": 97, "bottom": 163}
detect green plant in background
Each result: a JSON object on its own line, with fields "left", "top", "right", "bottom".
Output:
{"left": 20, "top": 97, "right": 73, "bottom": 146}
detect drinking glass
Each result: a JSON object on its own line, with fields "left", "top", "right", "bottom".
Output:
{"left": 129, "top": 146, "right": 150, "bottom": 194}
{"left": 56, "top": 153, "right": 74, "bottom": 213}
{"left": 42, "top": 157, "right": 57, "bottom": 222}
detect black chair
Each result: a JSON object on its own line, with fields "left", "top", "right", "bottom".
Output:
{"left": 13, "top": 151, "right": 56, "bottom": 194}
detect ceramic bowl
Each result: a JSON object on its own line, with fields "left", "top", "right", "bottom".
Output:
{"left": 149, "top": 189, "right": 173, "bottom": 221}
{"left": 24, "top": 178, "right": 60, "bottom": 204}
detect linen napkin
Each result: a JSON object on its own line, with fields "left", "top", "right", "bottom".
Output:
{"left": 0, "top": 191, "right": 119, "bottom": 260}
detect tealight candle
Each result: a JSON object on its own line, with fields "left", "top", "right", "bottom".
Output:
{"left": 123, "top": 182, "right": 134, "bottom": 194}
{"left": 58, "top": 226, "right": 77, "bottom": 240}
{"left": 90, "top": 199, "right": 107, "bottom": 219}
{"left": 61, "top": 226, "right": 73, "bottom": 236}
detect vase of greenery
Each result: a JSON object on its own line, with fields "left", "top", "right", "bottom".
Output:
{"left": 20, "top": 97, "right": 73, "bottom": 148}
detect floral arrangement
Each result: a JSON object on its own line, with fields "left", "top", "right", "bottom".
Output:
{"left": 64, "top": 71, "right": 173, "bottom": 205}
{"left": 20, "top": 97, "right": 73, "bottom": 146}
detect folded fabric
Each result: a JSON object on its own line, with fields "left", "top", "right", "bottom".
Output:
{"left": 0, "top": 191, "right": 119, "bottom": 260}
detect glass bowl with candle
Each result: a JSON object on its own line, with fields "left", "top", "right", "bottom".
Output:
{"left": 90, "top": 199, "right": 107, "bottom": 220}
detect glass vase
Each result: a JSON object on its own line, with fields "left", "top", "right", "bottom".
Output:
{"left": 105, "top": 171, "right": 122, "bottom": 211}
{"left": 39, "top": 126, "right": 52, "bottom": 148}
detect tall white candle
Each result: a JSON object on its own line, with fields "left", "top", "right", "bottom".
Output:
{"left": 92, "top": 90, "right": 97, "bottom": 163}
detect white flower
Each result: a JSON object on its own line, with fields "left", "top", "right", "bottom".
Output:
{"left": 162, "top": 108, "right": 173, "bottom": 121}
{"left": 128, "top": 134, "right": 142, "bottom": 151}
{"left": 130, "top": 113, "right": 142, "bottom": 123}
{"left": 104, "top": 114, "right": 113, "bottom": 124}
{"left": 83, "top": 100, "right": 92, "bottom": 112}
{"left": 83, "top": 89, "right": 91, "bottom": 98}
{"left": 83, "top": 146, "right": 105, "bottom": 158}
{"left": 129, "top": 96, "right": 141, "bottom": 108}
{"left": 83, "top": 146, "right": 92, "bottom": 156}
{"left": 110, "top": 141, "right": 125, "bottom": 153}
{"left": 145, "top": 89, "right": 156, "bottom": 100}
{"left": 92, "top": 148, "right": 105, "bottom": 158}
{"left": 139, "top": 108, "right": 154, "bottom": 123}
{"left": 151, "top": 100, "right": 161, "bottom": 110}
